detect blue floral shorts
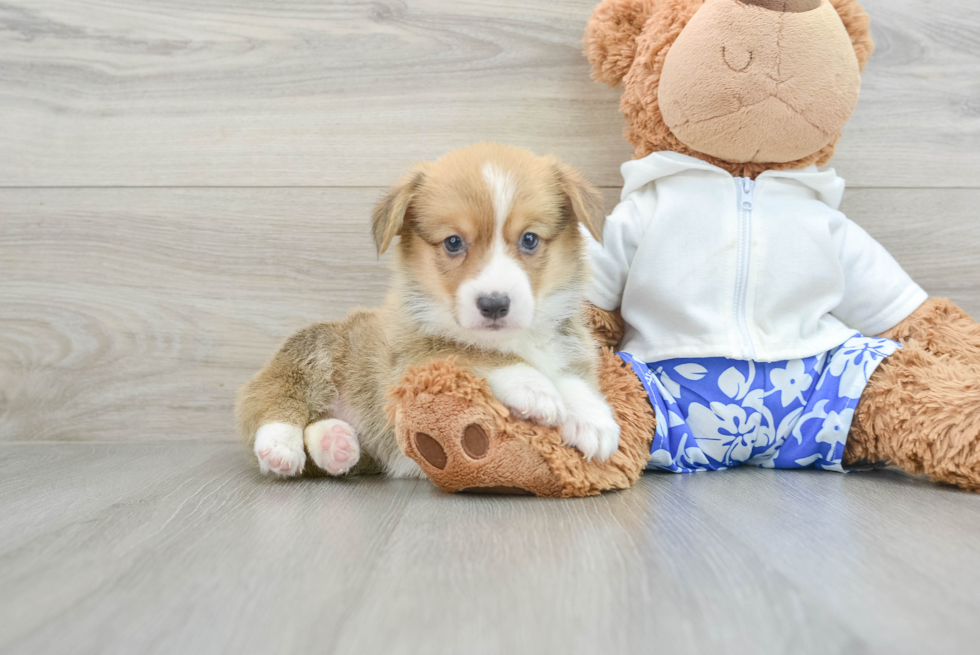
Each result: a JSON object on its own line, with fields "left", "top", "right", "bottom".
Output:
{"left": 620, "top": 335, "right": 900, "bottom": 473}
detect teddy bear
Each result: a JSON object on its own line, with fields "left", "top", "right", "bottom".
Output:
{"left": 387, "top": 0, "right": 980, "bottom": 495}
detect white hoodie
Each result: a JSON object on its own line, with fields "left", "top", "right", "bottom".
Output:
{"left": 584, "top": 151, "right": 927, "bottom": 363}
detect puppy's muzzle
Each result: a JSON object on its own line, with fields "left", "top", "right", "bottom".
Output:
{"left": 477, "top": 294, "right": 510, "bottom": 320}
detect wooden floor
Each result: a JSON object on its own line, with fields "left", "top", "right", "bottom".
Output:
{"left": 1, "top": 442, "right": 978, "bottom": 655}
{"left": 3, "top": 0, "right": 980, "bottom": 652}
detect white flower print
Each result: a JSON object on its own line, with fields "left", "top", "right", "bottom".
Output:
{"left": 829, "top": 337, "right": 897, "bottom": 399}
{"left": 748, "top": 406, "right": 803, "bottom": 468}
{"left": 686, "top": 402, "right": 764, "bottom": 466}
{"left": 814, "top": 409, "right": 853, "bottom": 449}
{"left": 654, "top": 366, "right": 682, "bottom": 399}
{"left": 649, "top": 449, "right": 673, "bottom": 467}
{"left": 719, "top": 367, "right": 749, "bottom": 400}
{"left": 674, "top": 432, "right": 711, "bottom": 471}
{"left": 769, "top": 360, "right": 814, "bottom": 407}
{"left": 674, "top": 364, "right": 708, "bottom": 381}
{"left": 633, "top": 334, "right": 896, "bottom": 473}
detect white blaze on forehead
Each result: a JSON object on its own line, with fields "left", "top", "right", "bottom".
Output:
{"left": 481, "top": 163, "right": 517, "bottom": 233}
{"left": 455, "top": 163, "right": 533, "bottom": 334}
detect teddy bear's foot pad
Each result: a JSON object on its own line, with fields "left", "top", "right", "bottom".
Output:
{"left": 387, "top": 352, "right": 657, "bottom": 498}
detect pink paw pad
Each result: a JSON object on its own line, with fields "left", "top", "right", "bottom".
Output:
{"left": 304, "top": 419, "right": 360, "bottom": 476}
{"left": 333, "top": 437, "right": 350, "bottom": 463}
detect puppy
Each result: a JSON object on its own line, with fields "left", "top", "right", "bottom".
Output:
{"left": 236, "top": 143, "right": 621, "bottom": 478}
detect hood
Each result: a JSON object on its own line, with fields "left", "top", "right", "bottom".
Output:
{"left": 620, "top": 151, "right": 847, "bottom": 210}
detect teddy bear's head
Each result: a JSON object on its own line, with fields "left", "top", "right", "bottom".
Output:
{"left": 585, "top": 0, "right": 874, "bottom": 177}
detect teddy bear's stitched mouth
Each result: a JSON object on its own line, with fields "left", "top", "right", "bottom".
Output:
{"left": 668, "top": 93, "right": 832, "bottom": 139}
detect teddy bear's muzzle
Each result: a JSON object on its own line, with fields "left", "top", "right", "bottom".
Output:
{"left": 657, "top": 0, "right": 861, "bottom": 164}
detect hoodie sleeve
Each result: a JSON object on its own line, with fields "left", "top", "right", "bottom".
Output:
{"left": 831, "top": 218, "right": 928, "bottom": 336}
{"left": 580, "top": 196, "right": 647, "bottom": 312}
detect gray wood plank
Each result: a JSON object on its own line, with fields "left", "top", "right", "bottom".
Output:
{"left": 0, "top": 188, "right": 390, "bottom": 443}
{"left": 331, "top": 475, "right": 863, "bottom": 655}
{"left": 1, "top": 443, "right": 979, "bottom": 655}
{"left": 1, "top": 0, "right": 978, "bottom": 188}
{"left": 0, "top": 443, "right": 425, "bottom": 655}
{"left": 838, "top": 188, "right": 980, "bottom": 305}
{"left": 668, "top": 468, "right": 980, "bottom": 654}
{"left": 2, "top": 187, "right": 978, "bottom": 443}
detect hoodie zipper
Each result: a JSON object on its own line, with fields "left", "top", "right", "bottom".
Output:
{"left": 734, "top": 177, "right": 756, "bottom": 360}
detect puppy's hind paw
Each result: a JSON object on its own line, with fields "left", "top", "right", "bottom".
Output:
{"left": 254, "top": 423, "right": 306, "bottom": 477}
{"left": 304, "top": 419, "right": 361, "bottom": 475}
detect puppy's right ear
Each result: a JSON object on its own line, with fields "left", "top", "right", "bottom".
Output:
{"left": 584, "top": 0, "right": 660, "bottom": 87}
{"left": 372, "top": 167, "right": 426, "bottom": 255}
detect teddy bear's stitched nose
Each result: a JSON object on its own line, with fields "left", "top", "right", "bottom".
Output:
{"left": 739, "top": 0, "right": 821, "bottom": 12}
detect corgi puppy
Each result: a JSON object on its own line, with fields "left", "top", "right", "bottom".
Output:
{"left": 236, "top": 143, "right": 621, "bottom": 478}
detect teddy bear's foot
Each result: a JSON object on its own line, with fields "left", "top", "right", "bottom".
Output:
{"left": 847, "top": 317, "right": 980, "bottom": 491}
{"left": 386, "top": 350, "right": 657, "bottom": 498}
{"left": 386, "top": 360, "right": 564, "bottom": 496}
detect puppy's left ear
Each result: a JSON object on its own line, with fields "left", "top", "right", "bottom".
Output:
{"left": 372, "top": 165, "right": 427, "bottom": 255}
{"left": 555, "top": 163, "right": 606, "bottom": 243}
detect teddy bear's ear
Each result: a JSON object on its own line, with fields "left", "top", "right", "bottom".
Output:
{"left": 584, "top": 0, "right": 662, "bottom": 87}
{"left": 553, "top": 162, "right": 606, "bottom": 243}
{"left": 371, "top": 166, "right": 426, "bottom": 255}
{"left": 829, "top": 0, "right": 875, "bottom": 71}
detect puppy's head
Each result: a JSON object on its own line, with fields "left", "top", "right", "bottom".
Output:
{"left": 373, "top": 143, "right": 605, "bottom": 346}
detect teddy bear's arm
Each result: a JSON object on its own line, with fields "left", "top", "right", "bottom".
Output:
{"left": 584, "top": 304, "right": 625, "bottom": 349}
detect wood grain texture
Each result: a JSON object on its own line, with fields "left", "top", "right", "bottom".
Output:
{"left": 1, "top": 443, "right": 978, "bottom": 655}
{"left": 2, "top": 187, "right": 978, "bottom": 443}
{"left": 0, "top": 188, "right": 390, "bottom": 442}
{"left": 1, "top": 0, "right": 978, "bottom": 188}
{"left": 2, "top": 2, "right": 978, "bottom": 652}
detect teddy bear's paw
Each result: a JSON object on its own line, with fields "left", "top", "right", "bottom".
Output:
{"left": 484, "top": 364, "right": 567, "bottom": 426}
{"left": 254, "top": 423, "right": 306, "bottom": 477}
{"left": 304, "top": 419, "right": 361, "bottom": 475}
{"left": 557, "top": 377, "right": 622, "bottom": 462}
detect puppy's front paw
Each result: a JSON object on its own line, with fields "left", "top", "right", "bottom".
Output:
{"left": 304, "top": 418, "right": 361, "bottom": 475}
{"left": 254, "top": 423, "right": 306, "bottom": 476}
{"left": 556, "top": 377, "right": 621, "bottom": 461}
{"left": 485, "top": 364, "right": 566, "bottom": 426}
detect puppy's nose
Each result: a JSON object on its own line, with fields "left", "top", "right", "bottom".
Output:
{"left": 739, "top": 0, "right": 820, "bottom": 12}
{"left": 477, "top": 294, "right": 510, "bottom": 320}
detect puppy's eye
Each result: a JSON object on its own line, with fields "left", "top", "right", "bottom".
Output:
{"left": 520, "top": 232, "right": 540, "bottom": 252}
{"left": 443, "top": 235, "right": 465, "bottom": 255}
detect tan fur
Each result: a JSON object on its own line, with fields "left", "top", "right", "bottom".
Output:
{"left": 388, "top": 348, "right": 655, "bottom": 497}
{"left": 845, "top": 299, "right": 980, "bottom": 491}
{"left": 584, "top": 304, "right": 625, "bottom": 349}
{"left": 236, "top": 143, "right": 607, "bottom": 476}
{"left": 584, "top": 0, "right": 875, "bottom": 178}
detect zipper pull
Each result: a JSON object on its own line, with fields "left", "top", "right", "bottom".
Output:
{"left": 740, "top": 178, "right": 755, "bottom": 211}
